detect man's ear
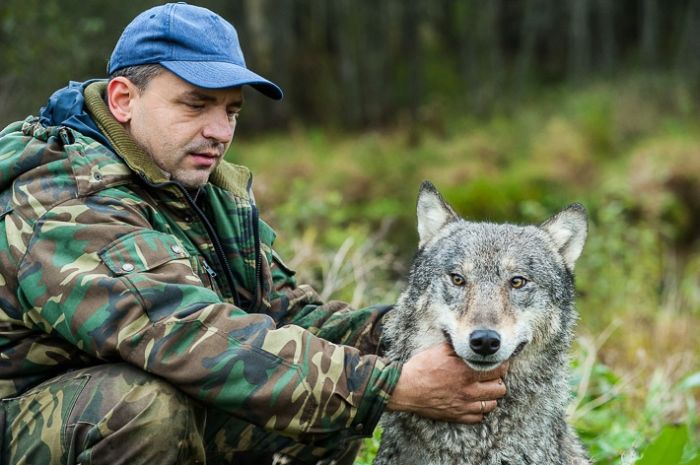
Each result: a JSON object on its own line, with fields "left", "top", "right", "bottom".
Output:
{"left": 107, "top": 77, "right": 138, "bottom": 123}
{"left": 416, "top": 180, "right": 459, "bottom": 248}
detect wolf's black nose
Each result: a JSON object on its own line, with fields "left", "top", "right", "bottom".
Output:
{"left": 469, "top": 330, "right": 501, "bottom": 356}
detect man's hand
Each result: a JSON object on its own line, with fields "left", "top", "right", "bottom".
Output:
{"left": 386, "top": 343, "right": 508, "bottom": 423}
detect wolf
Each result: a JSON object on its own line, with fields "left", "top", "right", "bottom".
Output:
{"left": 374, "top": 181, "right": 590, "bottom": 465}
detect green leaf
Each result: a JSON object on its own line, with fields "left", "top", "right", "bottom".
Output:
{"left": 681, "top": 456, "right": 700, "bottom": 465}
{"left": 678, "top": 372, "right": 700, "bottom": 390}
{"left": 636, "top": 425, "right": 688, "bottom": 465}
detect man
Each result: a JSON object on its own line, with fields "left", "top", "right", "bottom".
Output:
{"left": 0, "top": 3, "right": 506, "bottom": 464}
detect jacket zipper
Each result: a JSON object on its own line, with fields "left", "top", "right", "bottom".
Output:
{"left": 202, "top": 260, "right": 218, "bottom": 279}
{"left": 251, "top": 204, "right": 263, "bottom": 310}
{"left": 247, "top": 176, "right": 263, "bottom": 311}
{"left": 201, "top": 259, "right": 221, "bottom": 294}
{"left": 147, "top": 180, "right": 242, "bottom": 308}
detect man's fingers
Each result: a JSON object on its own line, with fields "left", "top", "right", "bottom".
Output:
{"left": 451, "top": 400, "right": 498, "bottom": 424}
{"left": 466, "top": 399, "right": 498, "bottom": 415}
{"left": 422, "top": 399, "right": 499, "bottom": 424}
{"left": 467, "top": 378, "right": 507, "bottom": 401}
{"left": 458, "top": 413, "right": 485, "bottom": 424}
{"left": 484, "top": 399, "right": 498, "bottom": 413}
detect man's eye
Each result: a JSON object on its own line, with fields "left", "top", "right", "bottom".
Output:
{"left": 227, "top": 111, "right": 240, "bottom": 121}
{"left": 187, "top": 103, "right": 205, "bottom": 110}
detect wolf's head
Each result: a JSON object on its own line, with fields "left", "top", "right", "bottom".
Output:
{"left": 391, "top": 181, "right": 587, "bottom": 372}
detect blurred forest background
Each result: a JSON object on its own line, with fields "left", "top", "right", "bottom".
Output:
{"left": 1, "top": 1, "right": 699, "bottom": 464}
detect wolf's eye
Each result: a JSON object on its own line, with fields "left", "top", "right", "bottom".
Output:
{"left": 450, "top": 273, "right": 466, "bottom": 287}
{"left": 510, "top": 276, "right": 528, "bottom": 289}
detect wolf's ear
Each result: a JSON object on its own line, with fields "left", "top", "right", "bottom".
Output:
{"left": 540, "top": 203, "right": 588, "bottom": 270}
{"left": 416, "top": 181, "right": 459, "bottom": 248}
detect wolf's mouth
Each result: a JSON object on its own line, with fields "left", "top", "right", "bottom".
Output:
{"left": 467, "top": 359, "right": 501, "bottom": 368}
{"left": 441, "top": 329, "right": 455, "bottom": 347}
{"left": 464, "top": 359, "right": 503, "bottom": 371}
{"left": 511, "top": 341, "right": 528, "bottom": 357}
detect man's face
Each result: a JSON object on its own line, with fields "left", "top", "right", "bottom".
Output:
{"left": 126, "top": 71, "right": 243, "bottom": 189}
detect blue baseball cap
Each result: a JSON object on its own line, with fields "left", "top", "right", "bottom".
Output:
{"left": 108, "top": 3, "right": 283, "bottom": 100}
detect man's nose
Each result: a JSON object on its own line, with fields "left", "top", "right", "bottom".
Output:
{"left": 202, "top": 109, "right": 235, "bottom": 143}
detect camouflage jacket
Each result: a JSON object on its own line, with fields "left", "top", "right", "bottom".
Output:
{"left": 0, "top": 81, "right": 400, "bottom": 442}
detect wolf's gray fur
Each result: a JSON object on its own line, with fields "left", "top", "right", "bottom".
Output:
{"left": 374, "top": 181, "right": 590, "bottom": 465}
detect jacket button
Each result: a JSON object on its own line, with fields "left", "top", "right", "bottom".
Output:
{"left": 121, "top": 263, "right": 135, "bottom": 272}
{"left": 171, "top": 244, "right": 183, "bottom": 254}
{"left": 354, "top": 423, "right": 364, "bottom": 432}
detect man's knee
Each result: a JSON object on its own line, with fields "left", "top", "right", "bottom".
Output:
{"left": 66, "top": 363, "right": 206, "bottom": 464}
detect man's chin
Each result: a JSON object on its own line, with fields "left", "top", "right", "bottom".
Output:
{"left": 172, "top": 176, "right": 210, "bottom": 190}
{"left": 171, "top": 168, "right": 214, "bottom": 190}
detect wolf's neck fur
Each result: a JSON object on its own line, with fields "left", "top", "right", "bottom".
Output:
{"left": 497, "top": 345, "right": 572, "bottom": 417}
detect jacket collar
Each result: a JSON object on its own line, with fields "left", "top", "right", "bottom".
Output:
{"left": 83, "top": 81, "right": 252, "bottom": 201}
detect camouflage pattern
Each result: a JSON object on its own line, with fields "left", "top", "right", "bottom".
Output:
{"left": 0, "top": 81, "right": 400, "bottom": 459}
{"left": 1, "top": 362, "right": 359, "bottom": 464}
{"left": 2, "top": 363, "right": 206, "bottom": 464}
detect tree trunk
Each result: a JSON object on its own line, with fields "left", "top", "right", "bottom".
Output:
{"left": 568, "top": 0, "right": 591, "bottom": 81}
{"left": 596, "top": 0, "right": 617, "bottom": 73}
{"left": 515, "top": 0, "right": 542, "bottom": 95}
{"left": 400, "top": 0, "right": 424, "bottom": 141}
{"left": 640, "top": 0, "right": 658, "bottom": 67}
{"left": 334, "top": 0, "right": 363, "bottom": 127}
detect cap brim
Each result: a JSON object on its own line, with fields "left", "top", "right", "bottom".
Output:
{"left": 161, "top": 61, "right": 283, "bottom": 100}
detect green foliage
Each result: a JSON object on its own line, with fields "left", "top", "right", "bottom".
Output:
{"left": 635, "top": 425, "right": 699, "bottom": 465}
{"left": 569, "top": 339, "right": 699, "bottom": 465}
{"left": 356, "top": 426, "right": 383, "bottom": 465}
{"left": 575, "top": 201, "right": 664, "bottom": 328}
{"left": 679, "top": 372, "right": 700, "bottom": 391}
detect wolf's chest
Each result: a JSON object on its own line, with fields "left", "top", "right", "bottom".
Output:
{"left": 374, "top": 381, "right": 569, "bottom": 465}
{"left": 375, "top": 411, "right": 555, "bottom": 465}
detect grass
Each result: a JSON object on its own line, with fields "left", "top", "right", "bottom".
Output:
{"left": 229, "top": 74, "right": 700, "bottom": 464}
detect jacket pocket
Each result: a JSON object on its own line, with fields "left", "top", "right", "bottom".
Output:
{"left": 99, "top": 230, "right": 191, "bottom": 276}
{"left": 98, "top": 230, "right": 212, "bottom": 321}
